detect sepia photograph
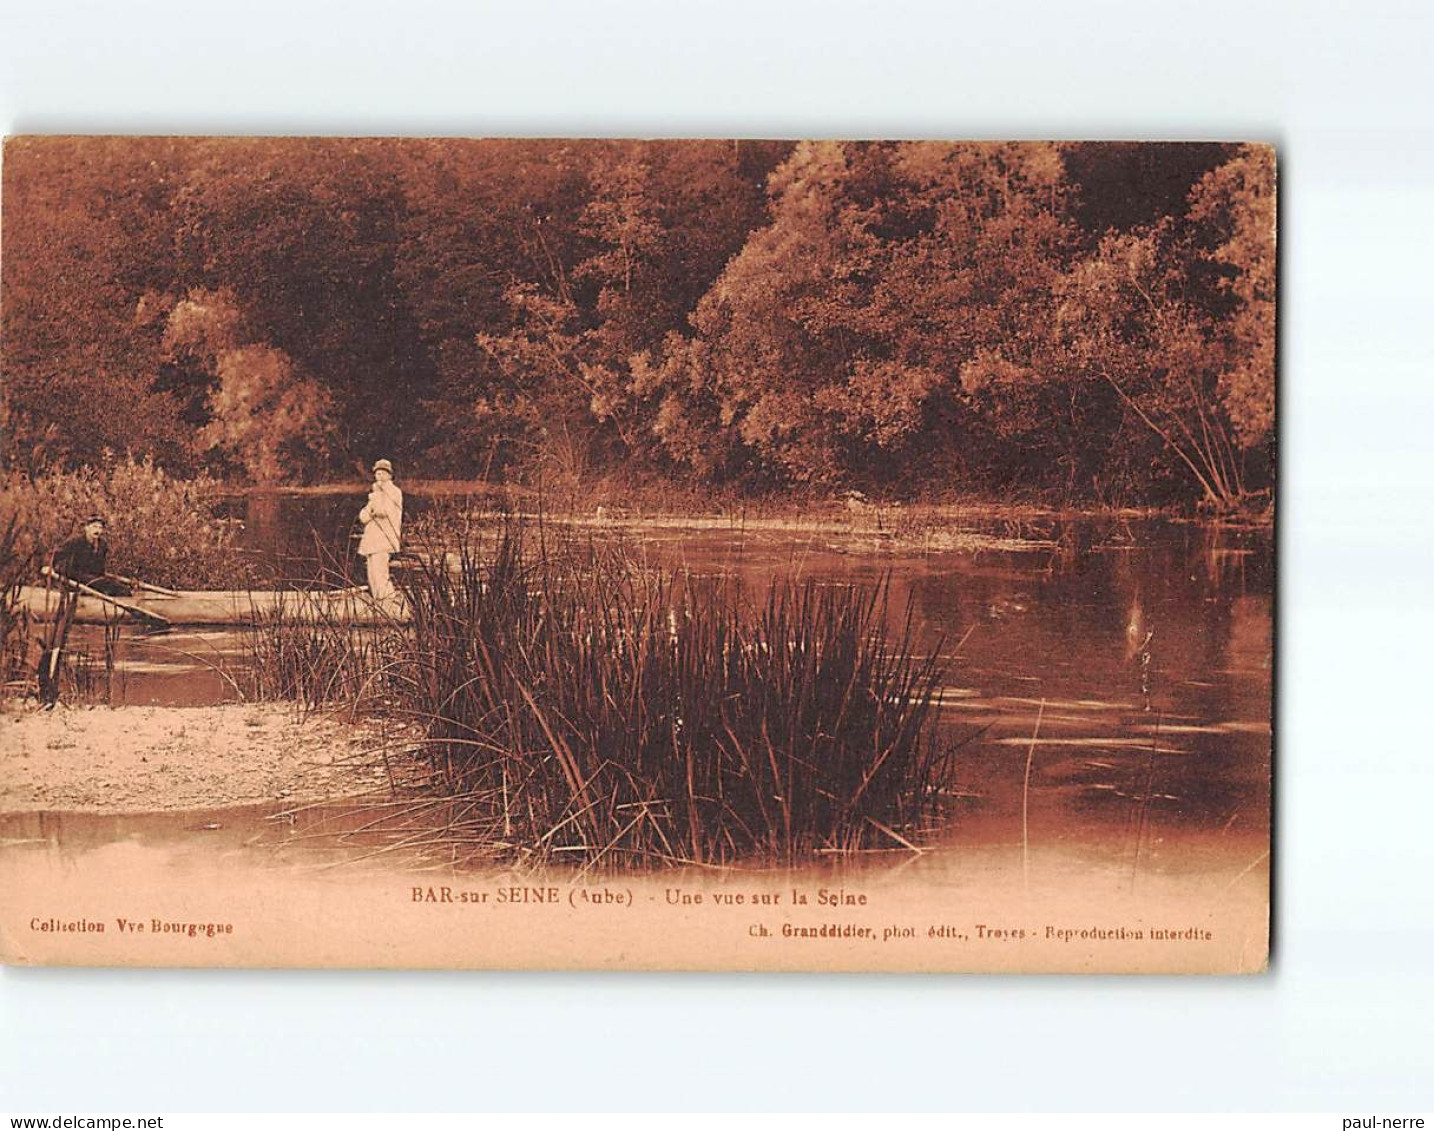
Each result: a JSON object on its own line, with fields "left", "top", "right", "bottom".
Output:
{"left": 0, "top": 136, "right": 1274, "bottom": 972}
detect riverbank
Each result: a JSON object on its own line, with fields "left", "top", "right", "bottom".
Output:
{"left": 236, "top": 478, "right": 1273, "bottom": 525}
{"left": 431, "top": 503, "right": 1271, "bottom": 560}
{"left": 239, "top": 487, "right": 1272, "bottom": 563}
{"left": 0, "top": 703, "right": 413, "bottom": 814}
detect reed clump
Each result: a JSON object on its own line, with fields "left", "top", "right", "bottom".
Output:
{"left": 242, "top": 596, "right": 406, "bottom": 711}
{"left": 402, "top": 524, "right": 952, "bottom": 866}
{"left": 237, "top": 521, "right": 955, "bottom": 865}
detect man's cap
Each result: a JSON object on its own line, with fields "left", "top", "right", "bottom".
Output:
{"left": 84, "top": 514, "right": 107, "bottom": 526}
{"left": 372, "top": 459, "right": 394, "bottom": 473}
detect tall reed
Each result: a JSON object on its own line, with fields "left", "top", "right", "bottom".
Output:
{"left": 401, "top": 524, "right": 953, "bottom": 865}
{"left": 241, "top": 594, "right": 406, "bottom": 712}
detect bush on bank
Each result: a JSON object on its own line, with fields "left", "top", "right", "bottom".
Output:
{"left": 0, "top": 456, "right": 246, "bottom": 589}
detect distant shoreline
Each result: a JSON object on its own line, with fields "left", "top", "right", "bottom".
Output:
{"left": 222, "top": 482, "right": 1274, "bottom": 527}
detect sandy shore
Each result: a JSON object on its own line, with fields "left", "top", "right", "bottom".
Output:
{"left": 1, "top": 703, "right": 413, "bottom": 814}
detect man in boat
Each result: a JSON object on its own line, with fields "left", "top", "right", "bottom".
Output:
{"left": 50, "top": 515, "right": 132, "bottom": 597}
{"left": 357, "top": 458, "right": 403, "bottom": 602}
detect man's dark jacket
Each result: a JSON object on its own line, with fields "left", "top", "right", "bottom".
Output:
{"left": 52, "top": 535, "right": 109, "bottom": 584}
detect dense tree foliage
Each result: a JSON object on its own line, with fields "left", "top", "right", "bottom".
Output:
{"left": 1, "top": 138, "right": 1273, "bottom": 507}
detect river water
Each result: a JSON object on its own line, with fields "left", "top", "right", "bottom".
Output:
{"left": 9, "top": 493, "right": 1272, "bottom": 937}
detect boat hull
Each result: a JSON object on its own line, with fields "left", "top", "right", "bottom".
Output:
{"left": 15, "top": 586, "right": 408, "bottom": 627}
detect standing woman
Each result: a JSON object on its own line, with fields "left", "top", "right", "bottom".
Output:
{"left": 358, "top": 458, "right": 403, "bottom": 602}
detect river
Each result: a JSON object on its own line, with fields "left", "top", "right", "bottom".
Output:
{"left": 3, "top": 493, "right": 1271, "bottom": 968}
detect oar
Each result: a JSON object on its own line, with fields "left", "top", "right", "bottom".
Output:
{"left": 110, "top": 572, "right": 181, "bottom": 598}
{"left": 41, "top": 567, "right": 172, "bottom": 630}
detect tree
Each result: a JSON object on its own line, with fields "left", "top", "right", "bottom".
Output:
{"left": 1, "top": 138, "right": 193, "bottom": 470}
{"left": 1049, "top": 227, "right": 1244, "bottom": 507}
{"left": 1187, "top": 145, "right": 1276, "bottom": 454}
{"left": 158, "top": 288, "right": 337, "bottom": 483}
{"left": 168, "top": 139, "right": 437, "bottom": 468}
{"left": 462, "top": 141, "right": 785, "bottom": 483}
{"left": 660, "top": 141, "right": 1084, "bottom": 490}
{"left": 1032, "top": 146, "right": 1275, "bottom": 509}
{"left": 201, "top": 345, "right": 336, "bottom": 483}
{"left": 3, "top": 137, "right": 1266, "bottom": 505}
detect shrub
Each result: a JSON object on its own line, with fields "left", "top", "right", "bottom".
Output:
{"left": 0, "top": 455, "right": 246, "bottom": 588}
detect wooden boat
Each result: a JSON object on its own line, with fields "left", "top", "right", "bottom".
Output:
{"left": 16, "top": 584, "right": 409, "bottom": 628}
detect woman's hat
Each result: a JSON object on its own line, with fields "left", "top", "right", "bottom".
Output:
{"left": 372, "top": 459, "right": 394, "bottom": 473}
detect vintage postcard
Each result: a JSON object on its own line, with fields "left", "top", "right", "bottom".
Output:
{"left": 0, "top": 138, "right": 1273, "bottom": 971}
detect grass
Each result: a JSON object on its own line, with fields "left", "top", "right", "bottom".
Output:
{"left": 244, "top": 519, "right": 956, "bottom": 867}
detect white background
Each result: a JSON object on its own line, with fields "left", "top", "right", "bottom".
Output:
{"left": 1, "top": 0, "right": 1431, "bottom": 1113}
